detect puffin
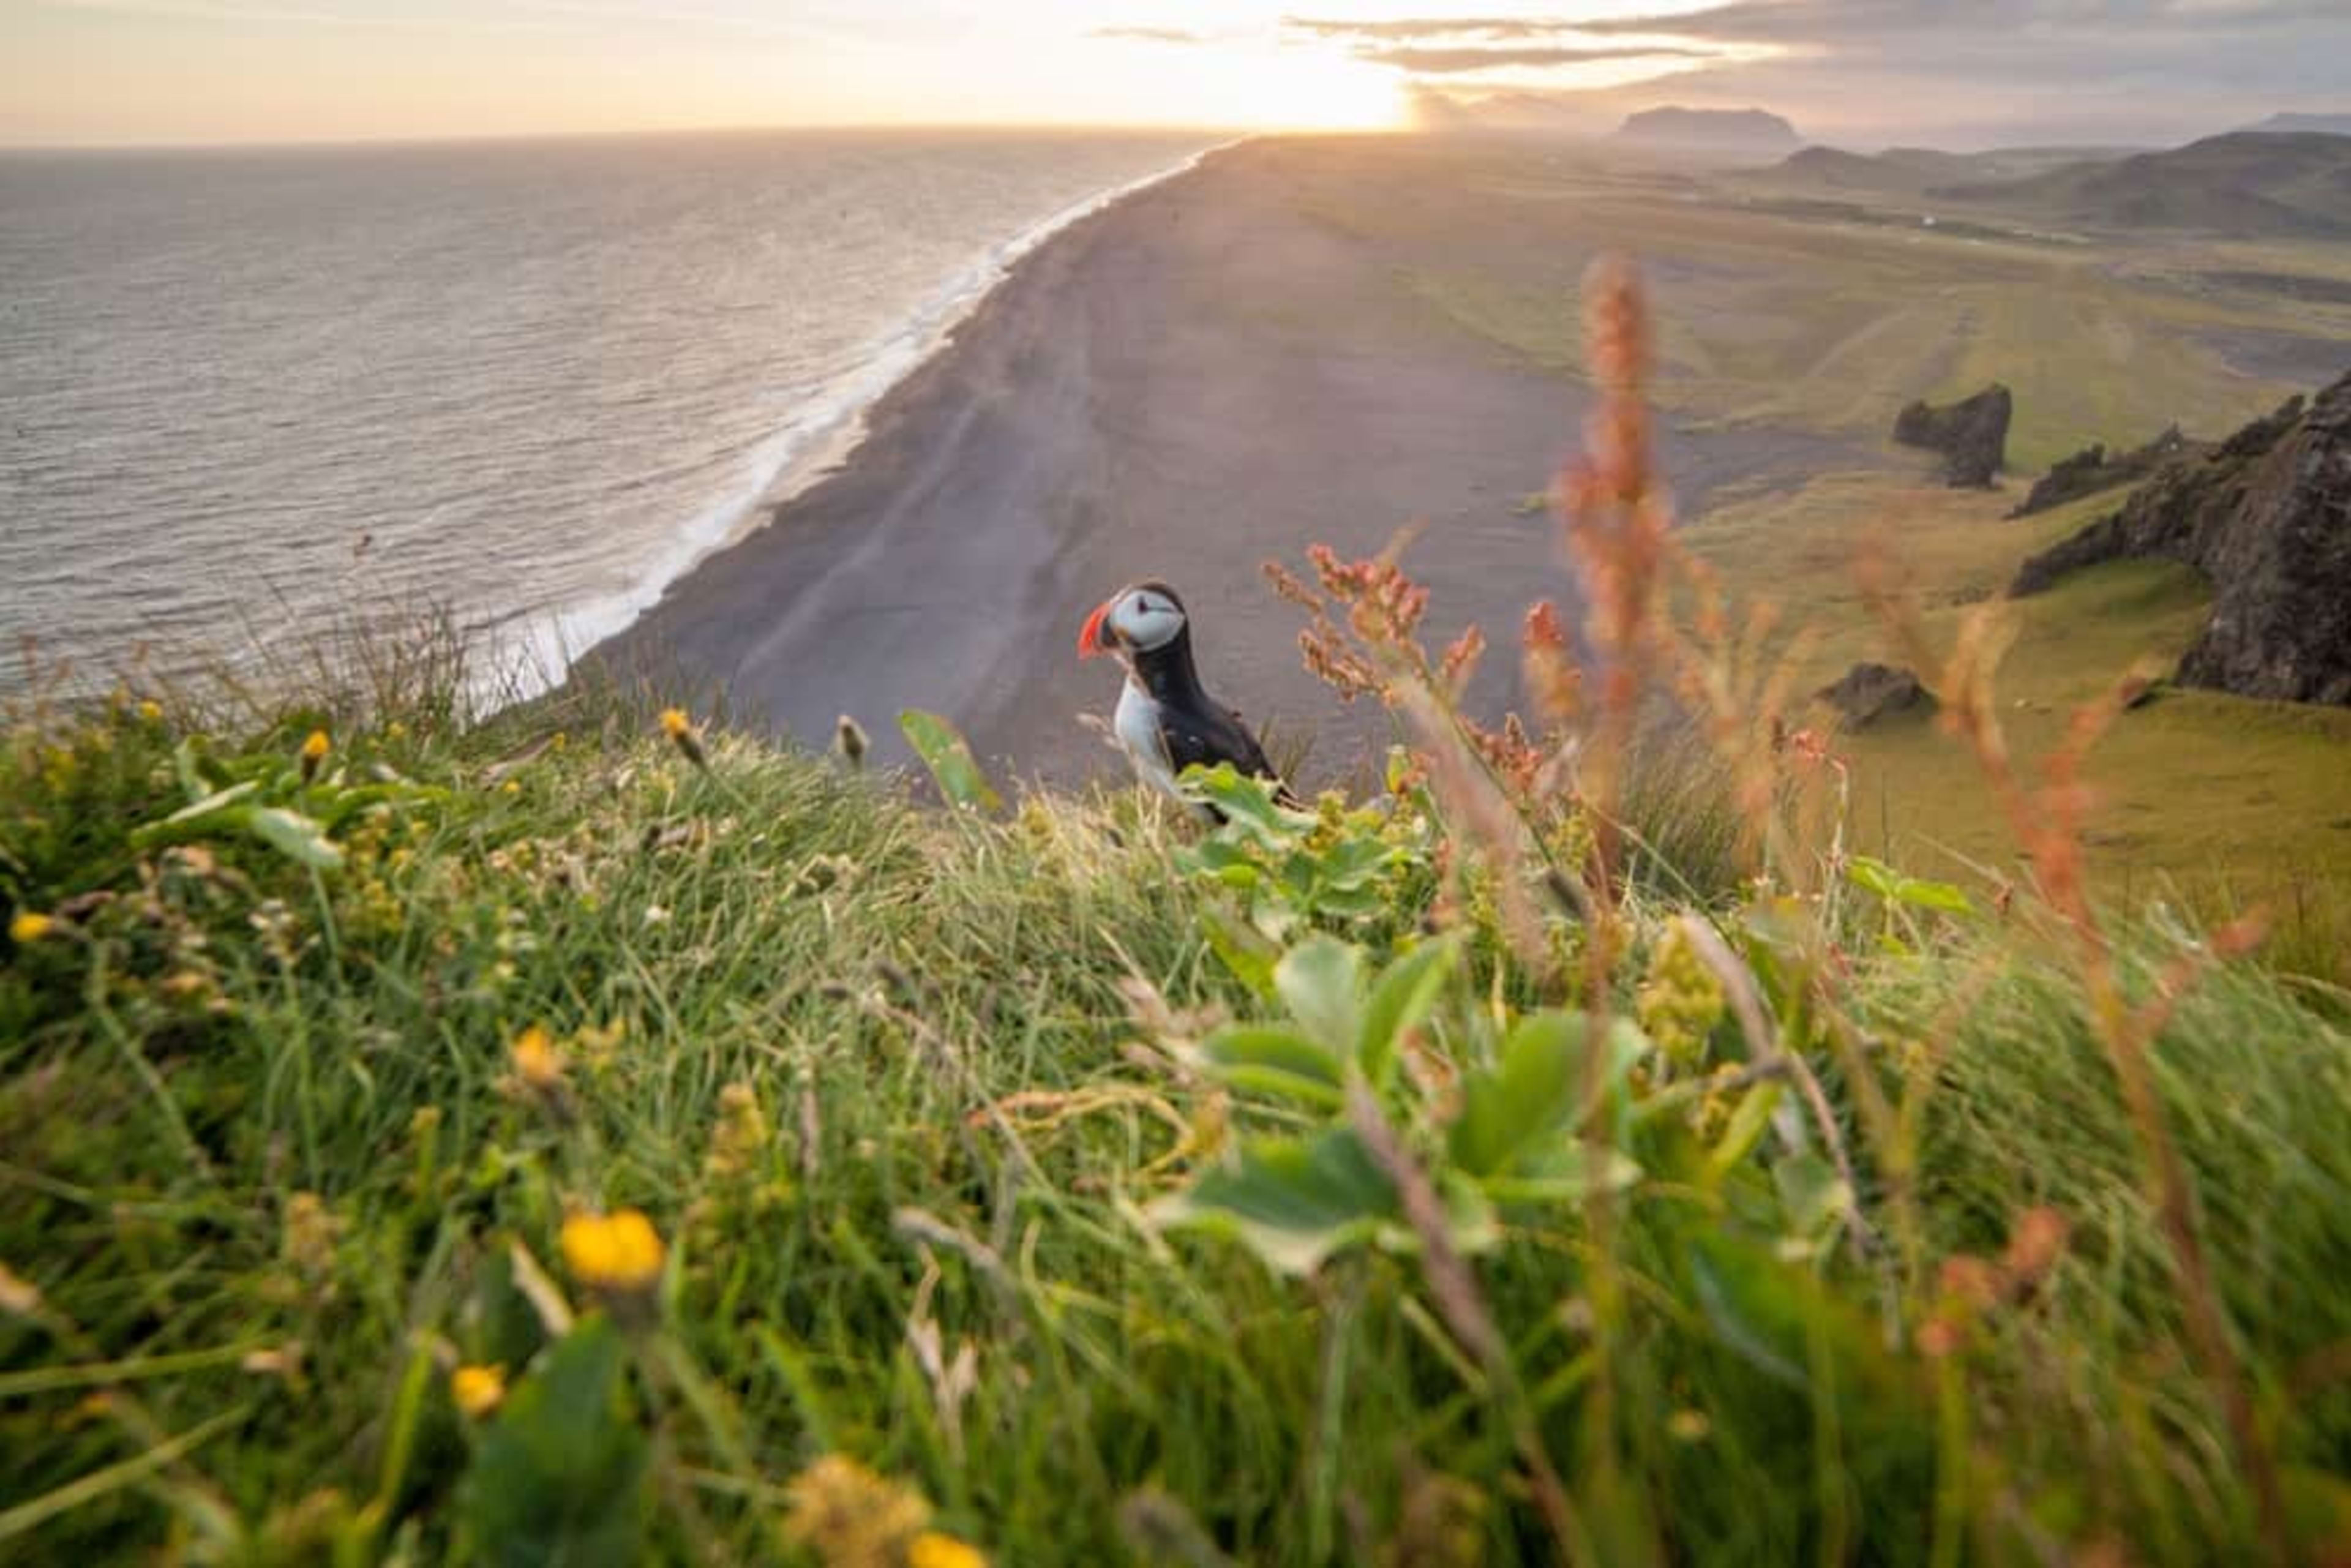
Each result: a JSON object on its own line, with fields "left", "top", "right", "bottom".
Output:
{"left": 1078, "top": 579, "right": 1295, "bottom": 810}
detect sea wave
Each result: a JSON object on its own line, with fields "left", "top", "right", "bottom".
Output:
{"left": 498, "top": 138, "right": 1239, "bottom": 699}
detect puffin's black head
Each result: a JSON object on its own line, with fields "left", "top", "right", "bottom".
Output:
{"left": 1078, "top": 580, "right": 1190, "bottom": 663}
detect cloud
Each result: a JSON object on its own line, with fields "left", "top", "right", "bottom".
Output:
{"left": 1285, "top": 15, "right": 1606, "bottom": 41}
{"left": 1574, "top": 0, "right": 2351, "bottom": 43}
{"left": 1460, "top": 0, "right": 2351, "bottom": 144}
{"left": 1362, "top": 43, "right": 1700, "bottom": 73}
{"left": 1088, "top": 24, "right": 1206, "bottom": 44}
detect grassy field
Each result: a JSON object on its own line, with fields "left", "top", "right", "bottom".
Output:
{"left": 1676, "top": 470, "right": 2351, "bottom": 935}
{"left": 1281, "top": 136, "right": 2351, "bottom": 945}
{"left": 1286, "top": 137, "right": 2349, "bottom": 471}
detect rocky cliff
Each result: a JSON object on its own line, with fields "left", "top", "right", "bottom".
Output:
{"left": 2009, "top": 426, "right": 2199, "bottom": 517}
{"left": 2010, "top": 371, "right": 2351, "bottom": 705}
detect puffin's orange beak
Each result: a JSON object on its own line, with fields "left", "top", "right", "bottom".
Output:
{"left": 1078, "top": 601, "right": 1112, "bottom": 659}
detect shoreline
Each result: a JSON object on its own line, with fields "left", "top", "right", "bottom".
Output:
{"left": 514, "top": 137, "right": 1242, "bottom": 691}
{"left": 583, "top": 137, "right": 1861, "bottom": 784}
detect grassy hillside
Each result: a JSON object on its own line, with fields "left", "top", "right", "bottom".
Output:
{"left": 7, "top": 514, "right": 2351, "bottom": 1562}
{"left": 1290, "top": 136, "right": 2349, "bottom": 471}
{"left": 1936, "top": 133, "right": 2351, "bottom": 239}
{"left": 1679, "top": 470, "right": 2351, "bottom": 949}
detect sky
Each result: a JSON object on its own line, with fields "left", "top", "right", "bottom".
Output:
{"left": 2, "top": 0, "right": 2345, "bottom": 149}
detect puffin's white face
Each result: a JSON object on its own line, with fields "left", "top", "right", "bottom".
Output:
{"left": 1079, "top": 582, "right": 1187, "bottom": 661}
{"left": 1107, "top": 585, "right": 1185, "bottom": 653}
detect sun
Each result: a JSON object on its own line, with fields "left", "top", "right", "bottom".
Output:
{"left": 1226, "top": 43, "right": 1408, "bottom": 131}
{"left": 1071, "top": 34, "right": 1408, "bottom": 132}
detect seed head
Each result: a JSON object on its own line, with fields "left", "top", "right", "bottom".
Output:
{"left": 834, "top": 714, "right": 869, "bottom": 770}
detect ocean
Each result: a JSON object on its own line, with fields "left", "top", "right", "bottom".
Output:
{"left": 0, "top": 127, "right": 1218, "bottom": 699}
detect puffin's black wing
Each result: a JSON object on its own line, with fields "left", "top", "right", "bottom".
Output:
{"left": 1161, "top": 704, "right": 1300, "bottom": 808}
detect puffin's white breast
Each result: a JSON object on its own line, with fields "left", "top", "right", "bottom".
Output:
{"left": 1114, "top": 678, "right": 1183, "bottom": 801}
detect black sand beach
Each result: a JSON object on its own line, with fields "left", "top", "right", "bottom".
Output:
{"left": 588, "top": 138, "right": 1852, "bottom": 785}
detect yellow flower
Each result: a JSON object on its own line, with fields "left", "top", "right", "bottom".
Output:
{"left": 299, "top": 729, "right": 330, "bottom": 782}
{"left": 510, "top": 1024, "right": 566, "bottom": 1092}
{"left": 9, "top": 912, "right": 54, "bottom": 944}
{"left": 0, "top": 1262, "right": 42, "bottom": 1318}
{"left": 451, "top": 1364, "right": 506, "bottom": 1419}
{"left": 659, "top": 708, "right": 708, "bottom": 768}
{"left": 908, "top": 1532, "right": 989, "bottom": 1568}
{"left": 137, "top": 699, "right": 163, "bottom": 722}
{"left": 561, "top": 1209, "right": 666, "bottom": 1296}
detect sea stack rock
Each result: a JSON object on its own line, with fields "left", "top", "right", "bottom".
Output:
{"left": 2010, "top": 370, "right": 2351, "bottom": 706}
{"left": 1815, "top": 663, "right": 1938, "bottom": 730}
{"left": 1894, "top": 384, "right": 2011, "bottom": 487}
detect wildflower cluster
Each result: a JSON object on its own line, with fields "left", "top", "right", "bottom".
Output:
{"left": 1636, "top": 923, "right": 1727, "bottom": 1070}
{"left": 783, "top": 1454, "right": 987, "bottom": 1568}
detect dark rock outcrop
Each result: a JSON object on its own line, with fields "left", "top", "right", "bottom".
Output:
{"left": 1815, "top": 663, "right": 1938, "bottom": 730}
{"left": 2009, "top": 425, "right": 2199, "bottom": 516}
{"left": 2009, "top": 371, "right": 2351, "bottom": 706}
{"left": 1894, "top": 384, "right": 2011, "bottom": 487}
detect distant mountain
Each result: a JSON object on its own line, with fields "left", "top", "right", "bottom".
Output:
{"left": 1614, "top": 107, "right": 1799, "bottom": 156}
{"left": 1932, "top": 132, "right": 2351, "bottom": 237}
{"left": 2243, "top": 113, "right": 2351, "bottom": 137}
{"left": 1741, "top": 143, "right": 2145, "bottom": 198}
{"left": 1761, "top": 146, "right": 1934, "bottom": 193}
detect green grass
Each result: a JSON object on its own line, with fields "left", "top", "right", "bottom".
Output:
{"left": 1674, "top": 467, "right": 2351, "bottom": 946}
{"left": 1289, "top": 137, "right": 2348, "bottom": 472}
{"left": 4, "top": 655, "right": 2349, "bottom": 1565}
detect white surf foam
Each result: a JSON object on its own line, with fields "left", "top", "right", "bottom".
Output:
{"left": 496, "top": 138, "right": 1240, "bottom": 699}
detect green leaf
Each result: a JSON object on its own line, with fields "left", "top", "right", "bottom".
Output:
{"left": 1704, "top": 1079, "right": 1785, "bottom": 1181}
{"left": 1477, "top": 1144, "right": 1645, "bottom": 1203}
{"left": 1274, "top": 937, "right": 1365, "bottom": 1054}
{"left": 1894, "top": 878, "right": 1973, "bottom": 915}
{"left": 1183, "top": 1026, "right": 1344, "bottom": 1108}
{"left": 1846, "top": 855, "right": 1900, "bottom": 901}
{"left": 1151, "top": 1128, "right": 1399, "bottom": 1276}
{"left": 1450, "top": 1013, "right": 1646, "bottom": 1179}
{"left": 1687, "top": 1237, "right": 1809, "bottom": 1390}
{"left": 130, "top": 781, "right": 260, "bottom": 851}
{"left": 247, "top": 807, "right": 343, "bottom": 870}
{"left": 898, "top": 710, "right": 1003, "bottom": 814}
{"left": 172, "top": 737, "right": 224, "bottom": 802}
{"left": 1771, "top": 1150, "right": 1853, "bottom": 1245}
{"left": 1200, "top": 904, "right": 1280, "bottom": 996}
{"left": 1357, "top": 935, "right": 1460, "bottom": 1087}
{"left": 1847, "top": 855, "right": 1973, "bottom": 916}
{"left": 1314, "top": 836, "right": 1400, "bottom": 891}
{"left": 1182, "top": 763, "right": 1296, "bottom": 846}
{"left": 460, "top": 1315, "right": 649, "bottom": 1568}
